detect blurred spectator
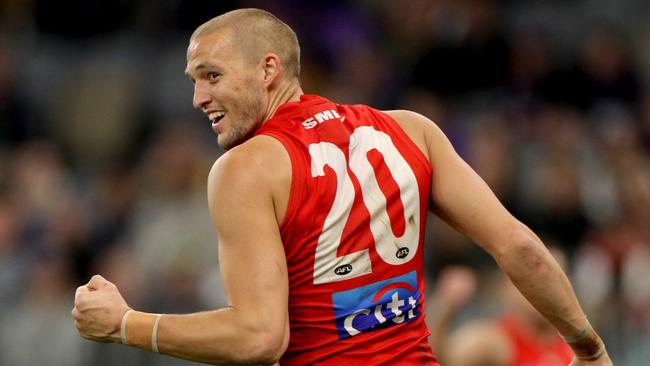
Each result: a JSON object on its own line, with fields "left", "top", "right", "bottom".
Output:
{"left": 0, "top": 251, "right": 86, "bottom": 366}
{"left": 638, "top": 85, "right": 650, "bottom": 152}
{"left": 411, "top": 0, "right": 510, "bottom": 98}
{"left": 0, "top": 1, "right": 648, "bottom": 364}
{"left": 127, "top": 123, "right": 226, "bottom": 312}
{"left": 512, "top": 105, "right": 593, "bottom": 257}
{"left": 0, "top": 43, "right": 37, "bottom": 144}
{"left": 505, "top": 26, "right": 554, "bottom": 101}
{"left": 427, "top": 248, "right": 575, "bottom": 366}
{"left": 52, "top": 60, "right": 144, "bottom": 167}
{"left": 0, "top": 194, "right": 25, "bottom": 308}
{"left": 539, "top": 23, "right": 641, "bottom": 112}
{"left": 33, "top": 0, "right": 131, "bottom": 38}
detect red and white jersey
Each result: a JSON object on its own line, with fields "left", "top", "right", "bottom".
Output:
{"left": 255, "top": 95, "right": 438, "bottom": 365}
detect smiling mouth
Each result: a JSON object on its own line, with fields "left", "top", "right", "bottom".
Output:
{"left": 208, "top": 111, "right": 225, "bottom": 125}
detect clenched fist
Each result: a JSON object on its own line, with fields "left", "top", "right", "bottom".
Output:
{"left": 71, "top": 274, "right": 131, "bottom": 343}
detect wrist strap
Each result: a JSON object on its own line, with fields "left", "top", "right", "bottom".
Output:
{"left": 562, "top": 319, "right": 605, "bottom": 360}
{"left": 120, "top": 310, "right": 159, "bottom": 351}
{"left": 120, "top": 309, "right": 132, "bottom": 345}
{"left": 562, "top": 325, "right": 589, "bottom": 343}
{"left": 151, "top": 314, "right": 162, "bottom": 353}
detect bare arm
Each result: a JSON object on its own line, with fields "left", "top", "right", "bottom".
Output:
{"left": 153, "top": 136, "right": 290, "bottom": 364}
{"left": 387, "top": 110, "right": 610, "bottom": 364}
{"left": 72, "top": 136, "right": 290, "bottom": 365}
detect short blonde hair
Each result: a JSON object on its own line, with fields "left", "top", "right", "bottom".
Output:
{"left": 191, "top": 8, "right": 301, "bottom": 78}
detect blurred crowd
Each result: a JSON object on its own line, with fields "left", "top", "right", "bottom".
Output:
{"left": 0, "top": 0, "right": 649, "bottom": 365}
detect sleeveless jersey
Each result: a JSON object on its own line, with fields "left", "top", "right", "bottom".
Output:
{"left": 498, "top": 315, "right": 574, "bottom": 366}
{"left": 255, "top": 95, "right": 438, "bottom": 365}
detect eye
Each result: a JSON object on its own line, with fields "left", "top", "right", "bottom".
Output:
{"left": 207, "top": 72, "right": 221, "bottom": 82}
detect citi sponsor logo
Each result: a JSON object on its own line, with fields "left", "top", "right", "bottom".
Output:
{"left": 331, "top": 271, "right": 421, "bottom": 339}
{"left": 301, "top": 109, "right": 345, "bottom": 129}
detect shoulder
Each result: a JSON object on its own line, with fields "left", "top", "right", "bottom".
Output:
{"left": 208, "top": 135, "right": 291, "bottom": 201}
{"left": 383, "top": 109, "right": 449, "bottom": 161}
{"left": 383, "top": 109, "right": 436, "bottom": 126}
{"left": 447, "top": 320, "right": 511, "bottom": 366}
{"left": 383, "top": 109, "right": 432, "bottom": 124}
{"left": 384, "top": 110, "right": 446, "bottom": 140}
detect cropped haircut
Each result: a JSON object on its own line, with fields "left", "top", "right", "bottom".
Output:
{"left": 191, "top": 8, "right": 301, "bottom": 78}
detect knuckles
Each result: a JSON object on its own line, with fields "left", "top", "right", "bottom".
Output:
{"left": 74, "top": 292, "right": 90, "bottom": 310}
{"left": 75, "top": 285, "right": 87, "bottom": 297}
{"left": 90, "top": 274, "right": 109, "bottom": 287}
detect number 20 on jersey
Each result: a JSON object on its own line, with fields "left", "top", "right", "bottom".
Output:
{"left": 309, "top": 126, "right": 421, "bottom": 285}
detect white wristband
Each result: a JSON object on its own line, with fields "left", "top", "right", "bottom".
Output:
{"left": 120, "top": 309, "right": 133, "bottom": 345}
{"left": 151, "top": 314, "right": 162, "bottom": 353}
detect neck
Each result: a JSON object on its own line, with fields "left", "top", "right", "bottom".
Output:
{"left": 262, "top": 78, "right": 303, "bottom": 123}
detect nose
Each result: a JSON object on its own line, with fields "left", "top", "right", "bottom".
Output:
{"left": 192, "top": 81, "right": 212, "bottom": 110}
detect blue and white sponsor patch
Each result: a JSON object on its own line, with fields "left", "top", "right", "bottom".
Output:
{"left": 332, "top": 270, "right": 421, "bottom": 339}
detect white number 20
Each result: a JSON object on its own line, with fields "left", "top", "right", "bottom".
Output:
{"left": 309, "top": 126, "right": 421, "bottom": 285}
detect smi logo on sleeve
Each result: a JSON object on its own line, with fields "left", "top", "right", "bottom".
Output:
{"left": 331, "top": 271, "right": 421, "bottom": 339}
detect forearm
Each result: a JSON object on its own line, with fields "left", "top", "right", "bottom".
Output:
{"left": 495, "top": 229, "right": 583, "bottom": 334}
{"left": 492, "top": 224, "right": 605, "bottom": 358}
{"left": 121, "top": 307, "right": 286, "bottom": 365}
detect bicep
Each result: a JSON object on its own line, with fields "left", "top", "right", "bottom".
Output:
{"left": 383, "top": 110, "right": 521, "bottom": 253}
{"left": 427, "top": 123, "right": 525, "bottom": 255}
{"left": 208, "top": 150, "right": 289, "bottom": 332}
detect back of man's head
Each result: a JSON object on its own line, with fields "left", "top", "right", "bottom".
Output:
{"left": 191, "top": 8, "right": 301, "bottom": 79}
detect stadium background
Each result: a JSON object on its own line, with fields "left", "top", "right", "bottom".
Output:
{"left": 0, "top": 0, "right": 648, "bottom": 364}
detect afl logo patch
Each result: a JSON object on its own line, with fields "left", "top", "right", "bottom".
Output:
{"left": 335, "top": 264, "right": 353, "bottom": 276}
{"left": 396, "top": 247, "right": 410, "bottom": 259}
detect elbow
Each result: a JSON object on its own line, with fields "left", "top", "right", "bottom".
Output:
{"left": 235, "top": 323, "right": 289, "bottom": 365}
{"left": 492, "top": 222, "right": 545, "bottom": 267}
{"left": 250, "top": 329, "right": 289, "bottom": 364}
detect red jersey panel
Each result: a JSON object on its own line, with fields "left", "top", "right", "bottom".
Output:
{"left": 255, "top": 95, "right": 438, "bottom": 365}
{"left": 498, "top": 315, "right": 574, "bottom": 366}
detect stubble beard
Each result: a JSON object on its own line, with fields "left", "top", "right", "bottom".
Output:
{"left": 217, "top": 91, "right": 266, "bottom": 151}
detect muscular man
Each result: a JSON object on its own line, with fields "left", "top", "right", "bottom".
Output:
{"left": 72, "top": 8, "right": 612, "bottom": 366}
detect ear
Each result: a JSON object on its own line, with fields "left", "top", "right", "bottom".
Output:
{"left": 261, "top": 53, "right": 282, "bottom": 87}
